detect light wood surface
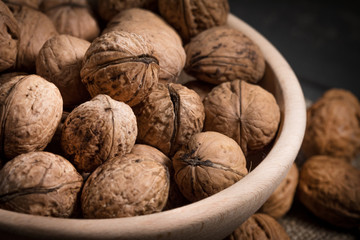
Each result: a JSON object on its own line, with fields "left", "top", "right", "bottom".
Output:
{"left": 0, "top": 14, "right": 306, "bottom": 240}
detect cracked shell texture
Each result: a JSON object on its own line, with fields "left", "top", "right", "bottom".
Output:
{"left": 225, "top": 213, "right": 290, "bottom": 240}
{"left": 0, "top": 1, "right": 19, "bottom": 72}
{"left": 259, "top": 163, "right": 299, "bottom": 219}
{"left": 172, "top": 131, "right": 248, "bottom": 202}
{"left": 0, "top": 151, "right": 83, "bottom": 217}
{"left": 36, "top": 34, "right": 91, "bottom": 109}
{"left": 302, "top": 89, "right": 360, "bottom": 161}
{"left": 204, "top": 80, "right": 280, "bottom": 156}
{"left": 61, "top": 94, "right": 137, "bottom": 173}
{"left": 0, "top": 74, "right": 63, "bottom": 160}
{"left": 298, "top": 155, "right": 360, "bottom": 228}
{"left": 134, "top": 83, "right": 204, "bottom": 156}
{"left": 81, "top": 153, "right": 170, "bottom": 218}
{"left": 103, "top": 8, "right": 185, "bottom": 83}
{"left": 185, "top": 26, "right": 265, "bottom": 85}
{"left": 158, "top": 0, "right": 229, "bottom": 43}
{"left": 81, "top": 31, "right": 159, "bottom": 107}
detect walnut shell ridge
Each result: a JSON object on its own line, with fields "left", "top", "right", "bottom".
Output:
{"left": 61, "top": 94, "right": 137, "bottom": 173}
{"left": 0, "top": 151, "right": 83, "bottom": 217}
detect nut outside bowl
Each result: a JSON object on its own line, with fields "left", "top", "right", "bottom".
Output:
{"left": 0, "top": 14, "right": 306, "bottom": 240}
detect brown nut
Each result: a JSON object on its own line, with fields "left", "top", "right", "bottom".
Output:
{"left": 259, "top": 163, "right": 299, "bottom": 219}
{"left": 7, "top": 4, "right": 57, "bottom": 72}
{"left": 0, "top": 74, "right": 63, "bottom": 160}
{"left": 172, "top": 131, "right": 248, "bottom": 202}
{"left": 158, "top": 0, "right": 229, "bottom": 43}
{"left": 0, "top": 151, "right": 83, "bottom": 217}
{"left": 302, "top": 89, "right": 360, "bottom": 161}
{"left": 185, "top": 26, "right": 265, "bottom": 85}
{"left": 203, "top": 80, "right": 280, "bottom": 156}
{"left": 81, "top": 153, "right": 169, "bottom": 218}
{"left": 134, "top": 83, "right": 205, "bottom": 156}
{"left": 81, "top": 31, "right": 159, "bottom": 107}
{"left": 61, "top": 94, "right": 137, "bottom": 173}
{"left": 36, "top": 34, "right": 91, "bottom": 109}
{"left": 225, "top": 213, "right": 290, "bottom": 240}
{"left": 0, "top": 1, "right": 19, "bottom": 72}
{"left": 103, "top": 8, "right": 186, "bottom": 83}
{"left": 297, "top": 155, "right": 360, "bottom": 228}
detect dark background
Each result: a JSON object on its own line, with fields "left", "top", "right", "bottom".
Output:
{"left": 228, "top": 0, "right": 360, "bottom": 101}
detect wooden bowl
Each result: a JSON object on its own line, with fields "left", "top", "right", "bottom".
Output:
{"left": 0, "top": 14, "right": 306, "bottom": 240}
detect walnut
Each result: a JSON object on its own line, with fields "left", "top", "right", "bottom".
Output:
{"left": 36, "top": 34, "right": 91, "bottom": 109}
{"left": 184, "top": 80, "right": 215, "bottom": 101}
{"left": 133, "top": 83, "right": 205, "bottom": 156}
{"left": 158, "top": 0, "right": 229, "bottom": 43}
{"left": 97, "top": 0, "right": 157, "bottom": 22}
{"left": 6, "top": 4, "right": 57, "bottom": 72}
{"left": 0, "top": 1, "right": 19, "bottom": 72}
{"left": 103, "top": 8, "right": 186, "bottom": 83}
{"left": 0, "top": 74, "right": 63, "bottom": 160}
{"left": 184, "top": 26, "right": 265, "bottom": 85}
{"left": 172, "top": 131, "right": 248, "bottom": 202}
{"left": 302, "top": 89, "right": 360, "bottom": 161}
{"left": 203, "top": 80, "right": 280, "bottom": 156}
{"left": 0, "top": 151, "right": 83, "bottom": 217}
{"left": 259, "top": 163, "right": 299, "bottom": 219}
{"left": 41, "top": 0, "right": 100, "bottom": 42}
{"left": 80, "top": 31, "right": 159, "bottom": 107}
{"left": 81, "top": 153, "right": 169, "bottom": 218}
{"left": 61, "top": 94, "right": 137, "bottom": 173}
{"left": 225, "top": 213, "right": 290, "bottom": 240}
{"left": 298, "top": 155, "right": 360, "bottom": 228}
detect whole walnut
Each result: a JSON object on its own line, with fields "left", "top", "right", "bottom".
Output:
{"left": 184, "top": 80, "right": 215, "bottom": 101}
{"left": 81, "top": 153, "right": 169, "bottom": 218}
{"left": 185, "top": 26, "right": 265, "bottom": 85}
{"left": 0, "top": 151, "right": 83, "bottom": 217}
{"left": 61, "top": 94, "right": 137, "bottom": 173}
{"left": 259, "top": 163, "right": 299, "bottom": 219}
{"left": 203, "top": 80, "right": 280, "bottom": 156}
{"left": 134, "top": 83, "right": 205, "bottom": 157}
{"left": 0, "top": 1, "right": 19, "bottom": 72}
{"left": 81, "top": 31, "right": 159, "bottom": 107}
{"left": 302, "top": 89, "right": 360, "bottom": 161}
{"left": 298, "top": 155, "right": 360, "bottom": 228}
{"left": 158, "top": 0, "right": 229, "bottom": 43}
{"left": 103, "top": 8, "right": 186, "bottom": 83}
{"left": 0, "top": 74, "right": 63, "bottom": 160}
{"left": 172, "top": 131, "right": 248, "bottom": 202}
{"left": 225, "top": 213, "right": 290, "bottom": 240}
{"left": 41, "top": 0, "right": 100, "bottom": 42}
{"left": 6, "top": 4, "right": 57, "bottom": 72}
{"left": 36, "top": 34, "right": 91, "bottom": 109}
{"left": 97, "top": 0, "right": 157, "bottom": 22}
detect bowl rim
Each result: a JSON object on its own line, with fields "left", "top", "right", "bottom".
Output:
{"left": 0, "top": 14, "right": 306, "bottom": 240}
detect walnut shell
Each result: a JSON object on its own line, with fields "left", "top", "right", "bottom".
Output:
{"left": 103, "top": 8, "right": 186, "bottom": 83}
{"left": 7, "top": 4, "right": 57, "bottom": 72}
{"left": 0, "top": 74, "right": 63, "bottom": 160}
{"left": 0, "top": 151, "right": 83, "bottom": 217}
{"left": 0, "top": 1, "right": 19, "bottom": 72}
{"left": 172, "top": 131, "right": 248, "bottom": 202}
{"left": 4, "top": 0, "right": 42, "bottom": 9}
{"left": 204, "top": 80, "right": 280, "bottom": 155}
{"left": 61, "top": 94, "right": 137, "bottom": 173}
{"left": 259, "top": 163, "right": 299, "bottom": 219}
{"left": 302, "top": 89, "right": 360, "bottom": 161}
{"left": 158, "top": 0, "right": 229, "bottom": 43}
{"left": 36, "top": 34, "right": 91, "bottom": 109}
{"left": 298, "top": 155, "right": 360, "bottom": 228}
{"left": 81, "top": 153, "right": 169, "bottom": 218}
{"left": 134, "top": 83, "right": 205, "bottom": 156}
{"left": 225, "top": 213, "right": 290, "bottom": 240}
{"left": 185, "top": 26, "right": 265, "bottom": 85}
{"left": 81, "top": 31, "right": 159, "bottom": 107}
